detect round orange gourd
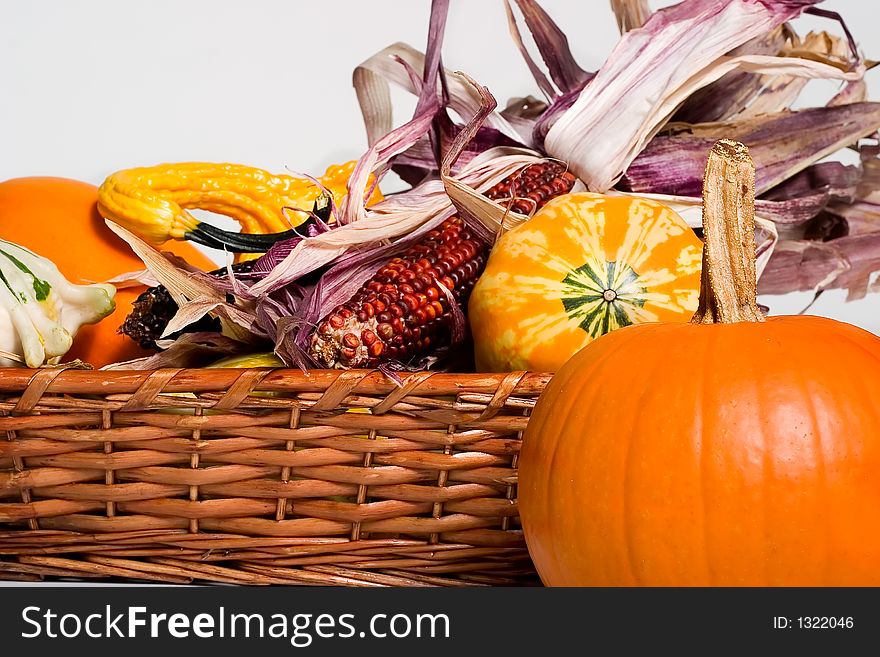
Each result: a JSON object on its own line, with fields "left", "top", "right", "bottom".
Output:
{"left": 469, "top": 192, "right": 703, "bottom": 372}
{"left": 0, "top": 177, "right": 216, "bottom": 366}
{"left": 519, "top": 141, "right": 880, "bottom": 586}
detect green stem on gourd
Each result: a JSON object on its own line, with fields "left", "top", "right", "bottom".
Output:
{"left": 691, "top": 139, "right": 765, "bottom": 325}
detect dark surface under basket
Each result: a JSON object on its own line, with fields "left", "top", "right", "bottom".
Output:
{"left": 0, "top": 368, "right": 549, "bottom": 586}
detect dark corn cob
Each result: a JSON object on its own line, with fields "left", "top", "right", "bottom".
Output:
{"left": 309, "top": 161, "right": 576, "bottom": 368}
{"left": 121, "top": 260, "right": 256, "bottom": 350}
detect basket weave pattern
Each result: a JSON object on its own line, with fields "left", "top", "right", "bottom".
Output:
{"left": 0, "top": 368, "right": 548, "bottom": 586}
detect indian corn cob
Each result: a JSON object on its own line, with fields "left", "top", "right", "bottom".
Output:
{"left": 121, "top": 260, "right": 258, "bottom": 350}
{"left": 309, "top": 162, "right": 576, "bottom": 368}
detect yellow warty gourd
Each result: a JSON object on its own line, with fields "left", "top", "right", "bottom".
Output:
{"left": 97, "top": 161, "right": 383, "bottom": 257}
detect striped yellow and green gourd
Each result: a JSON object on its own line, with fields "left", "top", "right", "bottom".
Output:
{"left": 469, "top": 193, "right": 704, "bottom": 372}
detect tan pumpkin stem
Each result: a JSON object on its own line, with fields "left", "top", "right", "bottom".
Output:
{"left": 691, "top": 139, "right": 765, "bottom": 325}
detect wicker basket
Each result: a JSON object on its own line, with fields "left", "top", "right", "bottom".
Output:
{"left": 0, "top": 367, "right": 548, "bottom": 586}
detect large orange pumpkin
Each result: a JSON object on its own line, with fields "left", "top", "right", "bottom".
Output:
{"left": 519, "top": 141, "right": 880, "bottom": 586}
{"left": 0, "top": 177, "right": 216, "bottom": 366}
{"left": 469, "top": 193, "right": 703, "bottom": 372}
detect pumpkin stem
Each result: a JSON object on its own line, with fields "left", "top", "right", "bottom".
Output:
{"left": 691, "top": 140, "right": 765, "bottom": 325}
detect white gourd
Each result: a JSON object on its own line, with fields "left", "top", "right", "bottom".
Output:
{"left": 0, "top": 239, "right": 115, "bottom": 367}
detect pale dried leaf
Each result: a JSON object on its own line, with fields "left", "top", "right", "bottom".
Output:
{"left": 104, "top": 221, "right": 256, "bottom": 342}
{"left": 437, "top": 72, "right": 552, "bottom": 242}
{"left": 673, "top": 26, "right": 790, "bottom": 123}
{"left": 105, "top": 221, "right": 222, "bottom": 306}
{"left": 610, "top": 0, "right": 652, "bottom": 33}
{"left": 828, "top": 79, "right": 868, "bottom": 107}
{"left": 100, "top": 268, "right": 160, "bottom": 289}
{"left": 352, "top": 42, "right": 523, "bottom": 148}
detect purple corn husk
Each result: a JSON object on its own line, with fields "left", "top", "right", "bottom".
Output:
{"left": 755, "top": 162, "right": 860, "bottom": 227}
{"left": 502, "top": 0, "right": 596, "bottom": 147}
{"left": 506, "top": 0, "right": 590, "bottom": 96}
{"left": 504, "top": 0, "right": 555, "bottom": 99}
{"left": 499, "top": 95, "right": 548, "bottom": 147}
{"left": 755, "top": 162, "right": 862, "bottom": 231}
{"left": 759, "top": 232, "right": 880, "bottom": 299}
{"left": 278, "top": 203, "right": 463, "bottom": 365}
{"left": 392, "top": 116, "right": 525, "bottom": 186}
{"left": 250, "top": 207, "right": 333, "bottom": 277}
{"left": 758, "top": 141, "right": 880, "bottom": 298}
{"left": 829, "top": 200, "right": 880, "bottom": 237}
{"left": 619, "top": 104, "right": 880, "bottom": 197}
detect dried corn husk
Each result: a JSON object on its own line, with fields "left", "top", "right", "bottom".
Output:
{"left": 550, "top": 54, "right": 862, "bottom": 194}
{"left": 542, "top": 0, "right": 865, "bottom": 192}
{"left": 619, "top": 104, "right": 880, "bottom": 197}
{"left": 611, "top": 0, "right": 652, "bottom": 34}
{"left": 503, "top": 0, "right": 589, "bottom": 97}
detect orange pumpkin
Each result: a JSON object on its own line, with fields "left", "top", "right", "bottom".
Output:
{"left": 519, "top": 141, "right": 880, "bottom": 586}
{"left": 468, "top": 193, "right": 703, "bottom": 372}
{"left": 0, "top": 177, "right": 216, "bottom": 366}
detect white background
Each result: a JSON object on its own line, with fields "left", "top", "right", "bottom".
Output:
{"left": 2, "top": 0, "right": 878, "bottom": 333}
